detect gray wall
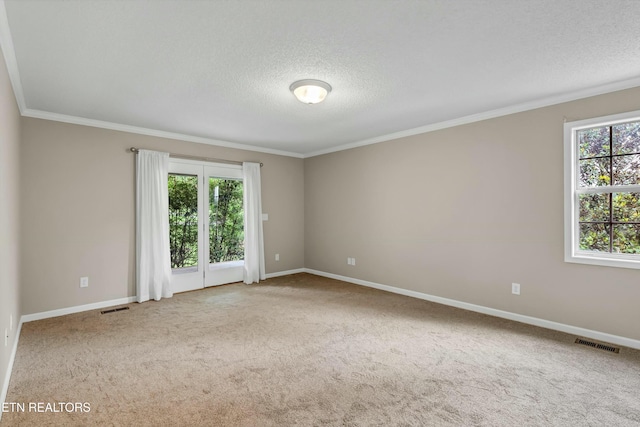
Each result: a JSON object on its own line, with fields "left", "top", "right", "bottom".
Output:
{"left": 305, "top": 87, "right": 640, "bottom": 341}
{"left": 20, "top": 118, "right": 304, "bottom": 315}
{"left": 0, "top": 46, "right": 21, "bottom": 402}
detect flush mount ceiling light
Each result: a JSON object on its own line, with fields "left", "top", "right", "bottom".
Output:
{"left": 290, "top": 79, "right": 332, "bottom": 104}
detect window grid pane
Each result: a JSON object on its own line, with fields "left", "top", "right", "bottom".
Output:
{"left": 613, "top": 122, "right": 640, "bottom": 155}
{"left": 613, "top": 154, "right": 640, "bottom": 185}
{"left": 613, "top": 224, "right": 640, "bottom": 254}
{"left": 579, "top": 158, "right": 610, "bottom": 187}
{"left": 578, "top": 126, "right": 610, "bottom": 159}
{"left": 579, "top": 222, "right": 610, "bottom": 252}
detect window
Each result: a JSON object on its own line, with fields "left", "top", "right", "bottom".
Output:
{"left": 564, "top": 109, "right": 640, "bottom": 269}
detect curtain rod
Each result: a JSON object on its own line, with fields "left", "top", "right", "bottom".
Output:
{"left": 129, "top": 147, "right": 263, "bottom": 167}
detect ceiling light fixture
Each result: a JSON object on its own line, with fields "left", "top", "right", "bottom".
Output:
{"left": 290, "top": 79, "right": 332, "bottom": 104}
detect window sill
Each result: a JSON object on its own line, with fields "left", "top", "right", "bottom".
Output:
{"left": 566, "top": 252, "right": 640, "bottom": 269}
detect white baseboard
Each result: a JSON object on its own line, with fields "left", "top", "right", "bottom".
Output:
{"left": 21, "top": 296, "right": 137, "bottom": 323}
{"left": 265, "top": 268, "right": 306, "bottom": 279}
{"left": 18, "top": 269, "right": 302, "bottom": 325}
{"left": 305, "top": 269, "right": 640, "bottom": 351}
{"left": 18, "top": 273, "right": 309, "bottom": 324}
{"left": 0, "top": 319, "right": 23, "bottom": 423}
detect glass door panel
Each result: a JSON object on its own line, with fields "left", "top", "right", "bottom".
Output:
{"left": 169, "top": 174, "right": 198, "bottom": 270}
{"left": 204, "top": 166, "right": 244, "bottom": 287}
{"left": 168, "top": 162, "right": 204, "bottom": 293}
{"left": 209, "top": 178, "right": 244, "bottom": 263}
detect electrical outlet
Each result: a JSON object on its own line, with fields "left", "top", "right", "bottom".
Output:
{"left": 275, "top": 253, "right": 280, "bottom": 261}
{"left": 512, "top": 283, "right": 521, "bottom": 295}
{"left": 80, "top": 277, "right": 89, "bottom": 288}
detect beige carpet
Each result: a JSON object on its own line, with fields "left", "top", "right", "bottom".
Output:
{"left": 3, "top": 273, "right": 640, "bottom": 426}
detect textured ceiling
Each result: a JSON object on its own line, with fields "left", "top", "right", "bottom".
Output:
{"left": 2, "top": 0, "right": 640, "bottom": 157}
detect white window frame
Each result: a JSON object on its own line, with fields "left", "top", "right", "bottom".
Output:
{"left": 564, "top": 109, "right": 640, "bottom": 269}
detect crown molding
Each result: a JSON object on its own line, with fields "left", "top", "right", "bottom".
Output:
{"left": 303, "top": 76, "right": 640, "bottom": 158}
{"left": 22, "top": 109, "right": 305, "bottom": 158}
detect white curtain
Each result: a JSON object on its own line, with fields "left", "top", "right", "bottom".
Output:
{"left": 136, "top": 150, "right": 173, "bottom": 302}
{"left": 242, "top": 162, "right": 265, "bottom": 284}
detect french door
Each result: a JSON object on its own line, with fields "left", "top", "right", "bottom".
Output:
{"left": 168, "top": 159, "right": 244, "bottom": 293}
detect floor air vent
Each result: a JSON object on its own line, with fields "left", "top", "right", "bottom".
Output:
{"left": 101, "top": 307, "right": 130, "bottom": 315}
{"left": 575, "top": 338, "right": 620, "bottom": 354}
